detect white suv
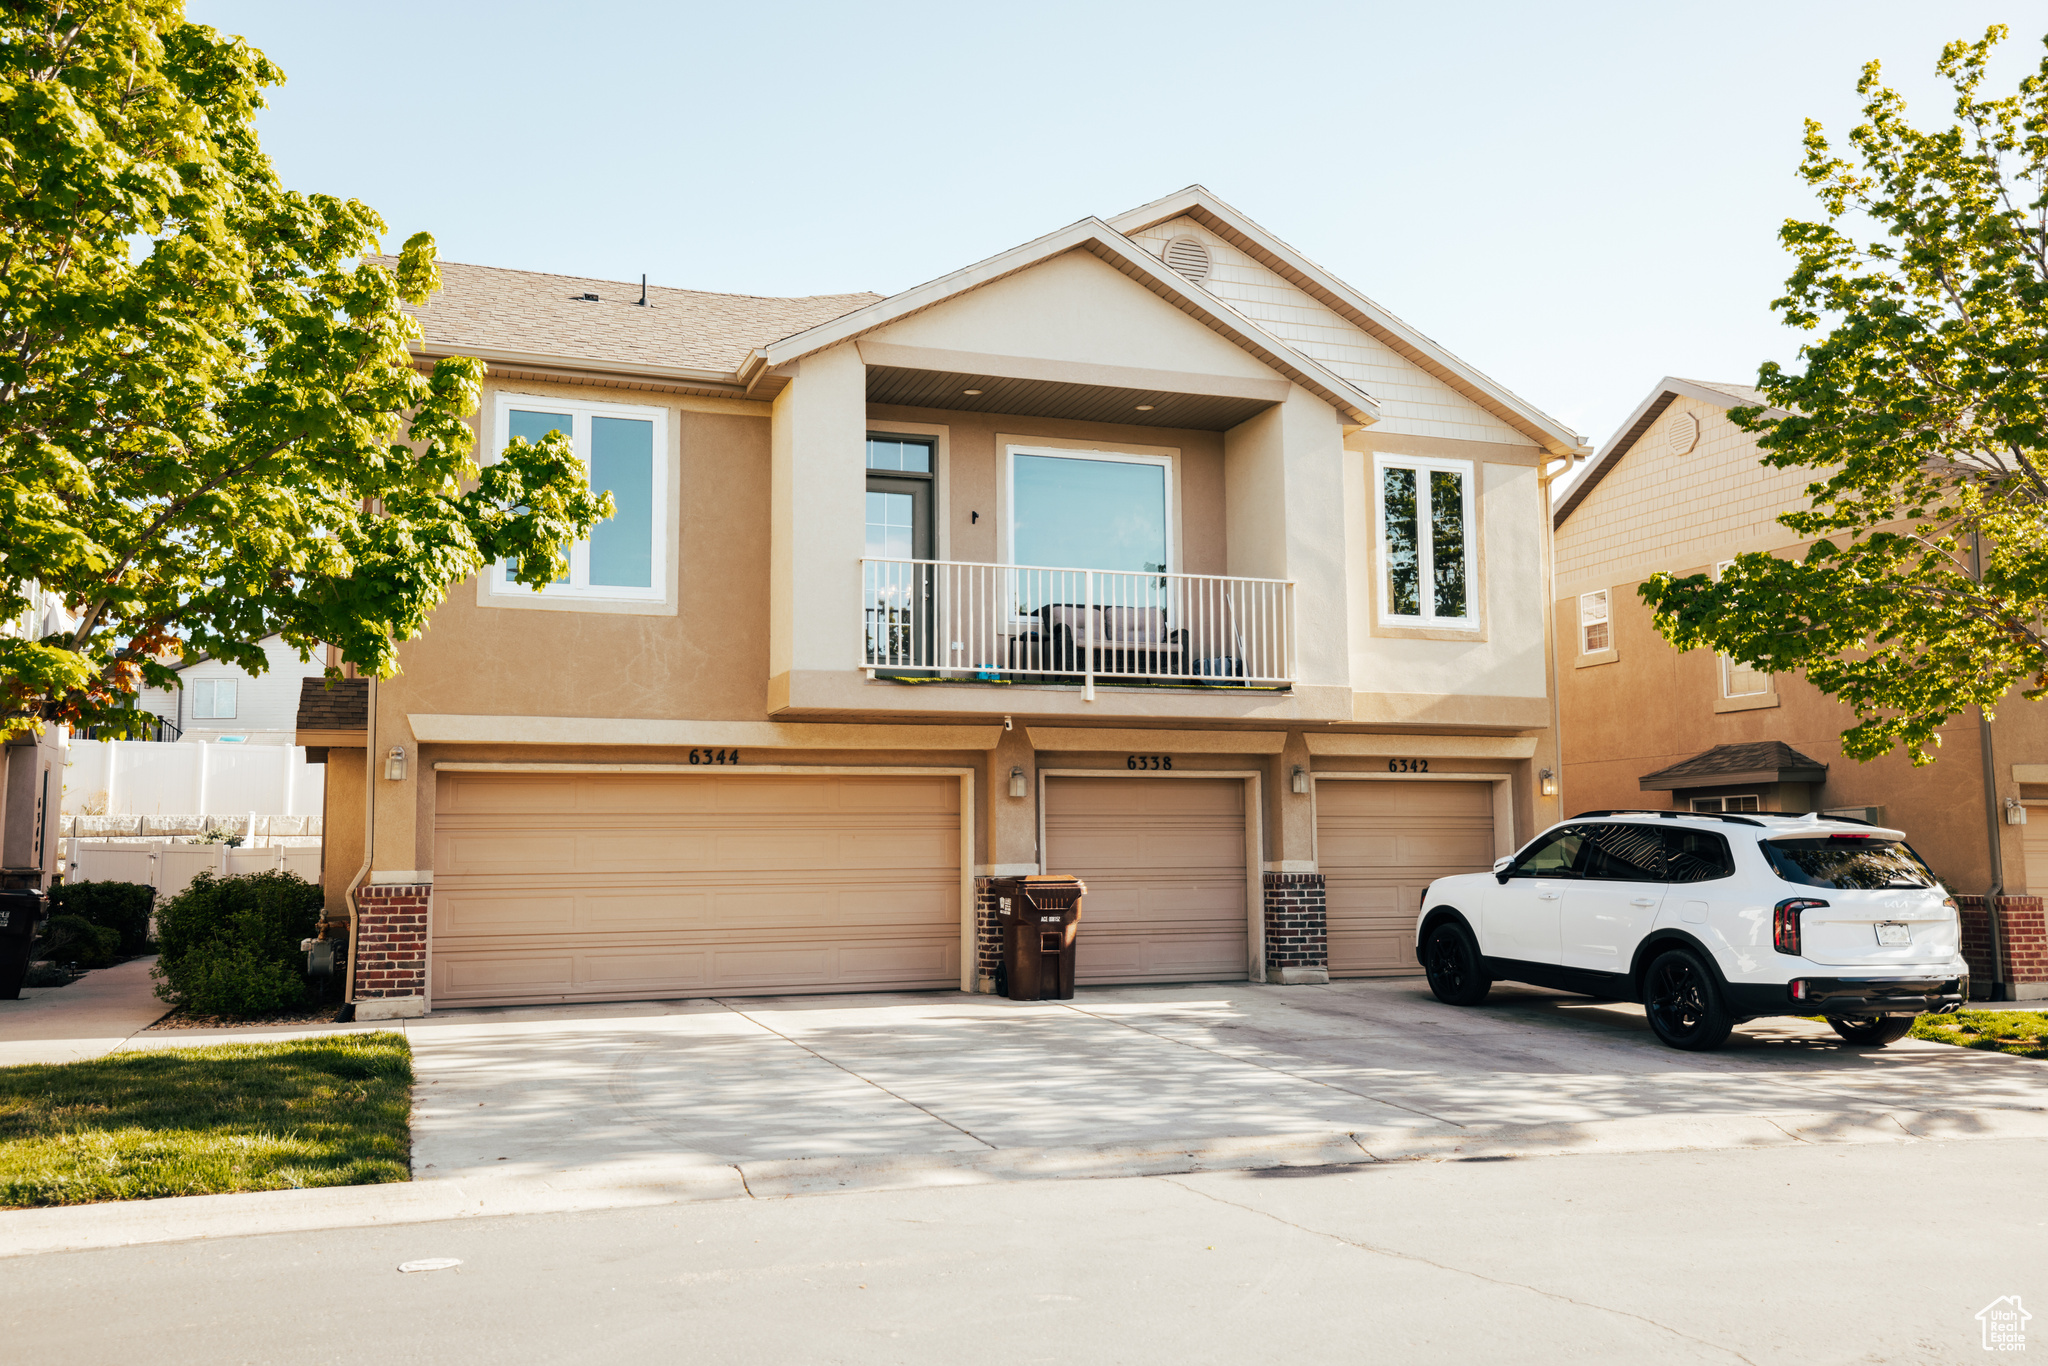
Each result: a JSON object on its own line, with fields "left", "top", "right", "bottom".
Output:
{"left": 1413, "top": 810, "right": 1969, "bottom": 1051}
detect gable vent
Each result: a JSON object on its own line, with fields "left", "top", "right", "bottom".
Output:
{"left": 1161, "top": 236, "right": 1213, "bottom": 285}
{"left": 1667, "top": 410, "right": 1700, "bottom": 455}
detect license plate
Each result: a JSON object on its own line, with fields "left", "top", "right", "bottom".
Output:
{"left": 1875, "top": 922, "right": 1912, "bottom": 947}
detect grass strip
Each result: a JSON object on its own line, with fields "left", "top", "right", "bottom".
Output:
{"left": 0, "top": 1033, "right": 412, "bottom": 1207}
{"left": 1909, "top": 1010, "right": 2048, "bottom": 1061}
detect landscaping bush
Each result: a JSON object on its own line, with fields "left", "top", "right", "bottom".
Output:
{"left": 153, "top": 870, "right": 323, "bottom": 1018}
{"left": 34, "top": 914, "right": 120, "bottom": 969}
{"left": 48, "top": 880, "right": 155, "bottom": 954}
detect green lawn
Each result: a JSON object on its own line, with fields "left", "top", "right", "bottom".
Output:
{"left": 1909, "top": 1010, "right": 2048, "bottom": 1060}
{"left": 0, "top": 1033, "right": 412, "bottom": 1207}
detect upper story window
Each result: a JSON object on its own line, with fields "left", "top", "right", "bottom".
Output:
{"left": 1579, "top": 590, "right": 1610, "bottom": 653}
{"left": 1375, "top": 454, "right": 1476, "bottom": 628}
{"left": 489, "top": 395, "right": 668, "bottom": 603}
{"left": 190, "top": 677, "right": 237, "bottom": 719}
{"left": 1007, "top": 446, "right": 1171, "bottom": 574}
{"left": 1713, "top": 561, "right": 1771, "bottom": 698}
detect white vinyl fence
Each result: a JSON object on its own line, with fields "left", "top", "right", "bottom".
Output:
{"left": 64, "top": 737, "right": 324, "bottom": 818}
{"left": 66, "top": 838, "right": 322, "bottom": 901}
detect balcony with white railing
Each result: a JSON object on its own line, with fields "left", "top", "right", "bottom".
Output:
{"left": 860, "top": 559, "right": 1294, "bottom": 700}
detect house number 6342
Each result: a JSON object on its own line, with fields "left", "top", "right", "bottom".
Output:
{"left": 1387, "top": 758, "right": 1430, "bottom": 773}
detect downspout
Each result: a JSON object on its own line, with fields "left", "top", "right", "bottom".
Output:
{"left": 1538, "top": 450, "right": 1582, "bottom": 821}
{"left": 341, "top": 674, "right": 376, "bottom": 1004}
{"left": 1972, "top": 530, "right": 2006, "bottom": 1001}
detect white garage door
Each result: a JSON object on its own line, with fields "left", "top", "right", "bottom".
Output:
{"left": 1043, "top": 776, "right": 1249, "bottom": 985}
{"left": 431, "top": 771, "right": 961, "bottom": 1006}
{"left": 1318, "top": 780, "right": 1496, "bottom": 976}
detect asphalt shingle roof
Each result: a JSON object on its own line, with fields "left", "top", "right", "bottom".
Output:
{"left": 386, "top": 258, "right": 882, "bottom": 375}
{"left": 1640, "top": 740, "right": 1830, "bottom": 790}
{"left": 296, "top": 677, "right": 368, "bottom": 732}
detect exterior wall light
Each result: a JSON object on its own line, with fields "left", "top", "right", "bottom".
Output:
{"left": 385, "top": 745, "right": 407, "bottom": 782}
{"left": 2006, "top": 797, "right": 2028, "bottom": 826}
{"left": 1539, "top": 767, "right": 1558, "bottom": 798}
{"left": 1291, "top": 765, "right": 1309, "bottom": 795}
{"left": 1009, "top": 765, "right": 1028, "bottom": 799}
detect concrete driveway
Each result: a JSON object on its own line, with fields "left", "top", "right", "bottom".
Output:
{"left": 404, "top": 978, "right": 2048, "bottom": 1181}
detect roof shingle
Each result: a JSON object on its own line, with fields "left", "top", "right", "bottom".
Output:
{"left": 296, "top": 677, "right": 368, "bottom": 732}
{"left": 1639, "top": 740, "right": 1829, "bottom": 791}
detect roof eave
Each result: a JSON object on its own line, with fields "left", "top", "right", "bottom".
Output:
{"left": 1109, "top": 186, "right": 1590, "bottom": 458}
{"left": 1556, "top": 376, "right": 1798, "bottom": 529}
{"left": 411, "top": 341, "right": 755, "bottom": 396}
{"left": 1638, "top": 766, "right": 1829, "bottom": 791}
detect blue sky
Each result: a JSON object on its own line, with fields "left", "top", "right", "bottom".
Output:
{"left": 195, "top": 1, "right": 2045, "bottom": 452}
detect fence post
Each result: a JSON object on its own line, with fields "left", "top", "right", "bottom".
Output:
{"left": 1083, "top": 570, "right": 1095, "bottom": 703}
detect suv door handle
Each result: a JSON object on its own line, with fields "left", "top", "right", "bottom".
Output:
{"left": 1630, "top": 897, "right": 1658, "bottom": 907}
{"left": 1536, "top": 891, "right": 1560, "bottom": 901}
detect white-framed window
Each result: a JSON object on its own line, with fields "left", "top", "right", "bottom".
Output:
{"left": 1374, "top": 454, "right": 1477, "bottom": 628}
{"left": 190, "top": 678, "right": 237, "bottom": 720}
{"left": 1714, "top": 560, "right": 1770, "bottom": 697}
{"left": 488, "top": 394, "right": 669, "bottom": 602}
{"left": 1004, "top": 445, "right": 1173, "bottom": 573}
{"left": 1579, "top": 589, "right": 1610, "bottom": 654}
{"left": 1691, "top": 795, "right": 1760, "bottom": 813}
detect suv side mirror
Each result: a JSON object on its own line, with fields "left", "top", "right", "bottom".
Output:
{"left": 1493, "top": 856, "right": 1513, "bottom": 884}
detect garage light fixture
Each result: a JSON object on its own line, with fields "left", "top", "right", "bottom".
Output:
{"left": 1539, "top": 767, "right": 1557, "bottom": 797}
{"left": 1291, "top": 765, "right": 1308, "bottom": 795}
{"left": 385, "top": 745, "right": 407, "bottom": 782}
{"left": 1009, "top": 766, "right": 1028, "bottom": 799}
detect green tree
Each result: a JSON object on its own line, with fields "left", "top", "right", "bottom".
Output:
{"left": 0, "top": 1, "right": 608, "bottom": 736}
{"left": 1640, "top": 26, "right": 2048, "bottom": 764}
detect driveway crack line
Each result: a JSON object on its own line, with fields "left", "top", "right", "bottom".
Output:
{"left": 711, "top": 999, "right": 998, "bottom": 1149}
{"left": 1053, "top": 1001, "right": 1466, "bottom": 1127}
{"left": 1159, "top": 1176, "right": 1762, "bottom": 1365}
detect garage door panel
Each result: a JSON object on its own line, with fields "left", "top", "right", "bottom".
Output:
{"left": 1045, "top": 777, "right": 1249, "bottom": 986}
{"left": 431, "top": 773, "right": 962, "bottom": 1006}
{"left": 1319, "top": 780, "right": 1495, "bottom": 978}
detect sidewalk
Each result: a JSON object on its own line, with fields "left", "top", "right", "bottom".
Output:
{"left": 0, "top": 957, "right": 169, "bottom": 1066}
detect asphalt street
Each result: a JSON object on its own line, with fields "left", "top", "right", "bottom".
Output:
{"left": 10, "top": 1135, "right": 2043, "bottom": 1365}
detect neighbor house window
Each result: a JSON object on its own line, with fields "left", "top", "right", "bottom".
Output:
{"left": 190, "top": 678, "right": 237, "bottom": 720}
{"left": 1376, "top": 455, "right": 1476, "bottom": 628}
{"left": 491, "top": 395, "right": 667, "bottom": 601}
{"left": 1691, "top": 795, "right": 1760, "bottom": 813}
{"left": 1579, "top": 590, "right": 1610, "bottom": 653}
{"left": 1714, "top": 561, "right": 1770, "bottom": 697}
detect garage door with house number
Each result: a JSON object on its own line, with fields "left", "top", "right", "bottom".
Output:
{"left": 1044, "top": 776, "right": 1249, "bottom": 985}
{"left": 1318, "top": 780, "right": 1495, "bottom": 976}
{"left": 431, "top": 771, "right": 961, "bottom": 1006}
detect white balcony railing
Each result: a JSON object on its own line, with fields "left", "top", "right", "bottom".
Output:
{"left": 860, "top": 558, "right": 1294, "bottom": 700}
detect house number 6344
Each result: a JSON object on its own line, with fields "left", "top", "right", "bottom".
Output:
{"left": 1387, "top": 758, "right": 1430, "bottom": 773}
{"left": 689, "top": 749, "right": 740, "bottom": 765}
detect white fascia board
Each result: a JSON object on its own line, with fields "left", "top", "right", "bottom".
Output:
{"left": 761, "top": 217, "right": 1381, "bottom": 426}
{"left": 410, "top": 341, "right": 747, "bottom": 390}
{"left": 1110, "top": 186, "right": 1591, "bottom": 458}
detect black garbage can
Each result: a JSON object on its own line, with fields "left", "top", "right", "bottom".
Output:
{"left": 994, "top": 875, "right": 1086, "bottom": 1001}
{"left": 0, "top": 888, "right": 47, "bottom": 1000}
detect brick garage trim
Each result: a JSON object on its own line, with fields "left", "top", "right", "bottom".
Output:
{"left": 1958, "top": 895, "right": 2048, "bottom": 990}
{"left": 973, "top": 878, "right": 1003, "bottom": 990}
{"left": 1263, "top": 871, "right": 1326, "bottom": 978}
{"left": 353, "top": 882, "right": 430, "bottom": 1002}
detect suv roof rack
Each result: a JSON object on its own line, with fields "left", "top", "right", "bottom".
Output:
{"left": 1570, "top": 809, "right": 1883, "bottom": 830}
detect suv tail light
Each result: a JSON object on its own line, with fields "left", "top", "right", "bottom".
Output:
{"left": 1774, "top": 898, "right": 1828, "bottom": 956}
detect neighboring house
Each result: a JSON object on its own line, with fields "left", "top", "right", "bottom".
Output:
{"left": 1553, "top": 375, "right": 2048, "bottom": 999}
{"left": 139, "top": 635, "right": 330, "bottom": 743}
{"left": 303, "top": 186, "right": 1590, "bottom": 1019}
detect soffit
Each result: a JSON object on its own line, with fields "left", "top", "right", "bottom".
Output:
{"left": 865, "top": 365, "right": 1274, "bottom": 430}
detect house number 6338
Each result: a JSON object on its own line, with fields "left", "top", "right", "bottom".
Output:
{"left": 1387, "top": 758, "right": 1430, "bottom": 773}
{"left": 1126, "top": 755, "right": 1173, "bottom": 770}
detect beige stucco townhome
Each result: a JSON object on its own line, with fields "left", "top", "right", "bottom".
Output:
{"left": 1554, "top": 375, "right": 2048, "bottom": 999}
{"left": 301, "top": 186, "right": 1590, "bottom": 1018}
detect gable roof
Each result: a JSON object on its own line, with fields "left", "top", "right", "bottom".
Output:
{"left": 1109, "top": 187, "right": 1590, "bottom": 458}
{"left": 1555, "top": 376, "right": 1789, "bottom": 529}
{"left": 295, "top": 677, "right": 368, "bottom": 732}
{"left": 761, "top": 216, "right": 1383, "bottom": 427}
{"left": 392, "top": 257, "right": 879, "bottom": 394}
{"left": 1639, "top": 740, "right": 1829, "bottom": 791}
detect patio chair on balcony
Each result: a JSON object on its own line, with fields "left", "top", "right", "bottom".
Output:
{"left": 1011, "top": 604, "right": 1189, "bottom": 678}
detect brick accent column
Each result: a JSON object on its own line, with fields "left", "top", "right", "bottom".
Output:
{"left": 354, "top": 883, "right": 430, "bottom": 1005}
{"left": 973, "top": 878, "right": 1003, "bottom": 992}
{"left": 1956, "top": 895, "right": 2048, "bottom": 998}
{"left": 1262, "top": 872, "right": 1327, "bottom": 985}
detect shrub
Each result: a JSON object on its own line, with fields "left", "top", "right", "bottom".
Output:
{"left": 153, "top": 870, "right": 323, "bottom": 1017}
{"left": 36, "top": 914, "right": 121, "bottom": 969}
{"left": 48, "top": 880, "right": 155, "bottom": 954}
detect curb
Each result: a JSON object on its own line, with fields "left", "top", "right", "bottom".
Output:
{"left": 3, "top": 1105, "right": 2046, "bottom": 1258}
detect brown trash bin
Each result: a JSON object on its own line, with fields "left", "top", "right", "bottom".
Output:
{"left": 993, "top": 875, "right": 1086, "bottom": 1000}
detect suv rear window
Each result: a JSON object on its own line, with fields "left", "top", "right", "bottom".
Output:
{"left": 1762, "top": 837, "right": 1936, "bottom": 890}
{"left": 1661, "top": 828, "right": 1735, "bottom": 883}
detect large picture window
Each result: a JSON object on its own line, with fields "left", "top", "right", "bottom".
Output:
{"left": 1006, "top": 447, "right": 1171, "bottom": 573}
{"left": 1375, "top": 454, "right": 1476, "bottom": 628}
{"left": 489, "top": 395, "right": 668, "bottom": 603}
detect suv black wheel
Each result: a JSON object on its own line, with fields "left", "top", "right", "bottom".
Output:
{"left": 1827, "top": 1015, "right": 1913, "bottom": 1046}
{"left": 1643, "top": 948, "right": 1735, "bottom": 1051}
{"left": 1423, "top": 921, "right": 1491, "bottom": 1006}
